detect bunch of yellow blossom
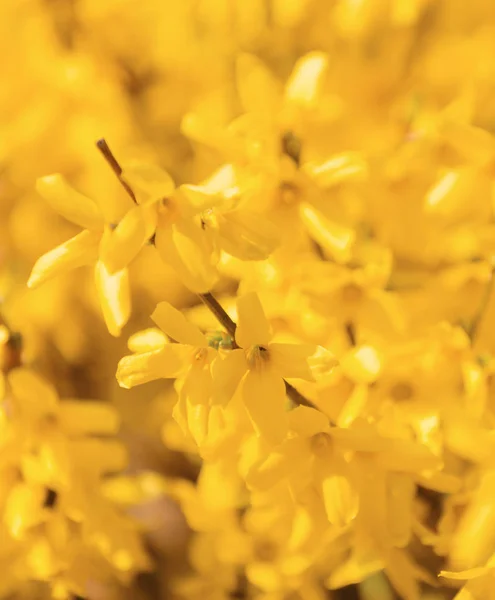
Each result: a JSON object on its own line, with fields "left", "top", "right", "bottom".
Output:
{"left": 0, "top": 325, "right": 150, "bottom": 599}
{"left": 6, "top": 0, "right": 495, "bottom": 599}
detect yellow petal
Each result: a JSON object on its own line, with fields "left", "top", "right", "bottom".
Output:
{"left": 246, "top": 438, "right": 307, "bottom": 490}
{"left": 288, "top": 405, "right": 330, "bottom": 437}
{"left": 235, "top": 292, "right": 272, "bottom": 348}
{"left": 180, "top": 361, "right": 214, "bottom": 407}
{"left": 284, "top": 51, "right": 328, "bottom": 107}
{"left": 151, "top": 301, "right": 206, "bottom": 347}
{"left": 217, "top": 210, "right": 280, "bottom": 261}
{"left": 36, "top": 174, "right": 102, "bottom": 230}
{"left": 321, "top": 474, "right": 358, "bottom": 526}
{"left": 440, "top": 567, "right": 490, "bottom": 581}
{"left": 94, "top": 261, "right": 131, "bottom": 337}
{"left": 117, "top": 345, "right": 192, "bottom": 388}
{"left": 5, "top": 482, "right": 46, "bottom": 539}
{"left": 121, "top": 161, "right": 175, "bottom": 202}
{"left": 236, "top": 54, "right": 281, "bottom": 116}
{"left": 8, "top": 368, "right": 58, "bottom": 416}
{"left": 299, "top": 203, "right": 355, "bottom": 263}
{"left": 211, "top": 350, "right": 247, "bottom": 405}
{"left": 338, "top": 383, "right": 368, "bottom": 428}
{"left": 269, "top": 342, "right": 316, "bottom": 380}
{"left": 127, "top": 328, "right": 168, "bottom": 353}
{"left": 340, "top": 345, "right": 383, "bottom": 384}
{"left": 303, "top": 152, "right": 367, "bottom": 187}
{"left": 241, "top": 369, "right": 288, "bottom": 445}
{"left": 155, "top": 220, "right": 218, "bottom": 294}
{"left": 27, "top": 230, "right": 100, "bottom": 288}
{"left": 58, "top": 401, "right": 120, "bottom": 436}
{"left": 99, "top": 204, "right": 157, "bottom": 274}
{"left": 387, "top": 473, "right": 415, "bottom": 547}
{"left": 449, "top": 471, "right": 495, "bottom": 570}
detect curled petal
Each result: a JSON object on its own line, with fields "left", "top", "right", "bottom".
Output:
{"left": 36, "top": 174, "right": 102, "bottom": 230}
{"left": 99, "top": 204, "right": 157, "bottom": 274}
{"left": 27, "top": 231, "right": 100, "bottom": 288}
{"left": 299, "top": 203, "right": 355, "bottom": 264}
{"left": 94, "top": 261, "right": 131, "bottom": 337}
{"left": 117, "top": 345, "right": 192, "bottom": 388}
{"left": 155, "top": 220, "right": 218, "bottom": 294}
{"left": 127, "top": 328, "right": 168, "bottom": 353}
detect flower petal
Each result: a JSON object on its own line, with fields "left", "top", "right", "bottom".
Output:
{"left": 299, "top": 203, "right": 355, "bottom": 264}
{"left": 127, "top": 328, "right": 168, "bottom": 353}
{"left": 284, "top": 51, "right": 328, "bottom": 107}
{"left": 217, "top": 209, "right": 280, "bottom": 261}
{"left": 121, "top": 161, "right": 175, "bottom": 203}
{"left": 236, "top": 54, "right": 281, "bottom": 116}
{"left": 99, "top": 204, "right": 157, "bottom": 274}
{"left": 36, "top": 175, "right": 102, "bottom": 230}
{"left": 269, "top": 342, "right": 316, "bottom": 380}
{"left": 288, "top": 405, "right": 330, "bottom": 437}
{"left": 116, "top": 345, "right": 192, "bottom": 388}
{"left": 155, "top": 220, "right": 218, "bottom": 293}
{"left": 241, "top": 369, "right": 288, "bottom": 445}
{"left": 151, "top": 301, "right": 206, "bottom": 347}
{"left": 27, "top": 231, "right": 100, "bottom": 288}
{"left": 94, "top": 261, "right": 131, "bottom": 337}
{"left": 5, "top": 482, "right": 46, "bottom": 539}
{"left": 211, "top": 350, "right": 247, "bottom": 405}
{"left": 235, "top": 292, "right": 272, "bottom": 348}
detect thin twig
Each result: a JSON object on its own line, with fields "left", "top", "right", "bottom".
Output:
{"left": 199, "top": 293, "right": 238, "bottom": 346}
{"left": 96, "top": 140, "right": 319, "bottom": 411}
{"left": 96, "top": 139, "right": 137, "bottom": 203}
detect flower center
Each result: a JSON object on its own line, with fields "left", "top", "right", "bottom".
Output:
{"left": 193, "top": 348, "right": 209, "bottom": 366}
{"left": 245, "top": 345, "right": 270, "bottom": 370}
{"left": 390, "top": 381, "right": 414, "bottom": 401}
{"left": 310, "top": 432, "right": 333, "bottom": 457}
{"left": 254, "top": 539, "right": 278, "bottom": 562}
{"left": 341, "top": 282, "right": 363, "bottom": 304}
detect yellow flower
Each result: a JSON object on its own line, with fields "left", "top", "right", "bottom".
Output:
{"left": 180, "top": 163, "right": 281, "bottom": 261}
{"left": 27, "top": 175, "right": 142, "bottom": 336}
{"left": 122, "top": 161, "right": 219, "bottom": 293}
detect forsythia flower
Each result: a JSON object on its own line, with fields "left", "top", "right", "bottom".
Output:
{"left": 26, "top": 175, "right": 143, "bottom": 336}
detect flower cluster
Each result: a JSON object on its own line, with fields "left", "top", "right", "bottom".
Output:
{"left": 4, "top": 1, "right": 495, "bottom": 599}
{"left": 0, "top": 353, "right": 150, "bottom": 598}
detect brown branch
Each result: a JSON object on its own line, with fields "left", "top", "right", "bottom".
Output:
{"left": 199, "top": 293, "right": 238, "bottom": 346}
{"left": 96, "top": 139, "right": 137, "bottom": 203}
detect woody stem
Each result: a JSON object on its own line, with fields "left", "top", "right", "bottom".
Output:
{"left": 96, "top": 139, "right": 137, "bottom": 204}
